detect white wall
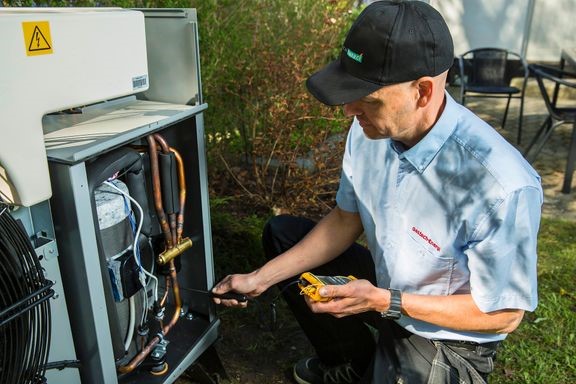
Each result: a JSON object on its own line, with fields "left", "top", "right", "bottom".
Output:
{"left": 430, "top": 0, "right": 576, "bottom": 62}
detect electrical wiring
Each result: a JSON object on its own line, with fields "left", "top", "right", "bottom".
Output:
{"left": 118, "top": 133, "right": 187, "bottom": 375}
{"left": 125, "top": 295, "right": 136, "bottom": 352}
{"left": 103, "top": 180, "right": 159, "bottom": 350}
{"left": 103, "top": 180, "right": 158, "bottom": 303}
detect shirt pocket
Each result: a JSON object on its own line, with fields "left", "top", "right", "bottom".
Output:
{"left": 389, "top": 228, "right": 453, "bottom": 294}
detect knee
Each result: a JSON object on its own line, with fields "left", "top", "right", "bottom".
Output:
{"left": 262, "top": 215, "right": 315, "bottom": 260}
{"left": 263, "top": 214, "right": 294, "bottom": 239}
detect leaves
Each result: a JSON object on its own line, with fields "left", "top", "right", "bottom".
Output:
{"left": 198, "top": 0, "right": 357, "bottom": 216}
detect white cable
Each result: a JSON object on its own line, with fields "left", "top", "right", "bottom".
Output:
{"left": 125, "top": 295, "right": 136, "bottom": 352}
{"left": 103, "top": 180, "right": 158, "bottom": 302}
{"left": 141, "top": 285, "right": 148, "bottom": 327}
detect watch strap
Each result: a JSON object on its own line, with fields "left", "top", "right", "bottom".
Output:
{"left": 381, "top": 288, "right": 402, "bottom": 319}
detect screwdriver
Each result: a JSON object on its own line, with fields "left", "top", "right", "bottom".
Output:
{"left": 184, "top": 287, "right": 249, "bottom": 303}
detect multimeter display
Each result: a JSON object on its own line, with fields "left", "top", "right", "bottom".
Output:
{"left": 298, "top": 272, "right": 356, "bottom": 302}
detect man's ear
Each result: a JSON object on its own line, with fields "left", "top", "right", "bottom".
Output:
{"left": 415, "top": 77, "right": 434, "bottom": 107}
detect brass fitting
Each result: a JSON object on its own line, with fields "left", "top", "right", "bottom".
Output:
{"left": 157, "top": 237, "right": 193, "bottom": 265}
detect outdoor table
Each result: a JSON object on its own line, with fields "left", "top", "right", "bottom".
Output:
{"left": 555, "top": 48, "right": 576, "bottom": 193}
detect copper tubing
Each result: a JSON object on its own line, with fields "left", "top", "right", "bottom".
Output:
{"left": 163, "top": 262, "right": 182, "bottom": 335}
{"left": 117, "top": 335, "right": 161, "bottom": 374}
{"left": 168, "top": 147, "right": 186, "bottom": 243}
{"left": 117, "top": 263, "right": 182, "bottom": 374}
{"left": 117, "top": 134, "right": 186, "bottom": 375}
{"left": 159, "top": 275, "right": 171, "bottom": 308}
{"left": 146, "top": 136, "right": 173, "bottom": 249}
{"left": 153, "top": 134, "right": 179, "bottom": 247}
{"left": 152, "top": 134, "right": 170, "bottom": 154}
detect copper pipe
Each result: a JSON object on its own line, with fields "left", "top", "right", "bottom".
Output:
{"left": 153, "top": 134, "right": 178, "bottom": 246}
{"left": 159, "top": 275, "right": 171, "bottom": 308}
{"left": 117, "top": 135, "right": 186, "bottom": 375}
{"left": 169, "top": 213, "right": 177, "bottom": 247}
{"left": 146, "top": 136, "right": 173, "bottom": 249}
{"left": 117, "top": 335, "right": 161, "bottom": 374}
{"left": 153, "top": 133, "right": 170, "bottom": 153}
{"left": 117, "top": 263, "right": 182, "bottom": 374}
{"left": 170, "top": 147, "right": 186, "bottom": 243}
{"left": 163, "top": 262, "right": 182, "bottom": 335}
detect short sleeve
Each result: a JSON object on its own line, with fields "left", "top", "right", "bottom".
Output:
{"left": 465, "top": 186, "right": 542, "bottom": 312}
{"left": 336, "top": 121, "right": 359, "bottom": 213}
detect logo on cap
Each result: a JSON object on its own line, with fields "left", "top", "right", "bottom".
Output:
{"left": 344, "top": 47, "right": 363, "bottom": 63}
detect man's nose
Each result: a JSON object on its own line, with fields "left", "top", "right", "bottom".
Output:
{"left": 342, "top": 103, "right": 360, "bottom": 117}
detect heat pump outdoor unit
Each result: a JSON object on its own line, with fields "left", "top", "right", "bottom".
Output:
{"left": 0, "top": 7, "right": 220, "bottom": 384}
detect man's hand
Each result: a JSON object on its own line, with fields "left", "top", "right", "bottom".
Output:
{"left": 211, "top": 270, "right": 265, "bottom": 308}
{"left": 306, "top": 279, "right": 389, "bottom": 318}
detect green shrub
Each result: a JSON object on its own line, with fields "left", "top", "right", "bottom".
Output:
{"left": 197, "top": 0, "right": 358, "bottom": 215}
{"left": 3, "top": 0, "right": 358, "bottom": 215}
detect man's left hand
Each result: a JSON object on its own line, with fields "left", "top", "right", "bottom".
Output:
{"left": 305, "top": 279, "right": 388, "bottom": 318}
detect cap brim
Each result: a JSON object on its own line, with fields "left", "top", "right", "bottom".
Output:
{"left": 306, "top": 59, "right": 384, "bottom": 106}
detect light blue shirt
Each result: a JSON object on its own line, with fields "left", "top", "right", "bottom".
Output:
{"left": 336, "top": 92, "right": 542, "bottom": 342}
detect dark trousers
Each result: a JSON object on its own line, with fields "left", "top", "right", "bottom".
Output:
{"left": 262, "top": 214, "right": 378, "bottom": 373}
{"left": 262, "top": 215, "right": 498, "bottom": 384}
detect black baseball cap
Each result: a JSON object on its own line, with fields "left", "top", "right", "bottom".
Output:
{"left": 306, "top": 0, "right": 454, "bottom": 106}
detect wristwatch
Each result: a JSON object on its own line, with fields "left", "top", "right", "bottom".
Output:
{"left": 380, "top": 288, "right": 402, "bottom": 319}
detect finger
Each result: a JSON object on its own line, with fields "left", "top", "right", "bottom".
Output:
{"left": 318, "top": 285, "right": 343, "bottom": 299}
{"left": 212, "top": 275, "right": 233, "bottom": 294}
{"left": 218, "top": 299, "right": 249, "bottom": 308}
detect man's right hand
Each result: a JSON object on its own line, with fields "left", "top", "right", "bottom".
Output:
{"left": 211, "top": 270, "right": 264, "bottom": 307}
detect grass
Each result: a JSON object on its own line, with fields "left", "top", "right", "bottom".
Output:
{"left": 491, "top": 217, "right": 576, "bottom": 383}
{"left": 210, "top": 200, "right": 576, "bottom": 383}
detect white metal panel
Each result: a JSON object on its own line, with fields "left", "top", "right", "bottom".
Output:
{"left": 0, "top": 8, "right": 148, "bottom": 206}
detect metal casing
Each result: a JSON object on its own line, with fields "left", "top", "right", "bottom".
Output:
{"left": 0, "top": 8, "right": 148, "bottom": 206}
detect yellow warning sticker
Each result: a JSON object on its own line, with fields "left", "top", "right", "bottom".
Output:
{"left": 22, "top": 21, "right": 53, "bottom": 56}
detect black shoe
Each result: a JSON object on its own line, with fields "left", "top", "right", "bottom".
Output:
{"left": 293, "top": 357, "right": 361, "bottom": 384}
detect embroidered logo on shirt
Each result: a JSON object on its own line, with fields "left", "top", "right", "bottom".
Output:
{"left": 411, "top": 226, "right": 441, "bottom": 252}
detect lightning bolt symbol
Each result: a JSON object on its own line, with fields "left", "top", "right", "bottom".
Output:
{"left": 35, "top": 31, "right": 40, "bottom": 48}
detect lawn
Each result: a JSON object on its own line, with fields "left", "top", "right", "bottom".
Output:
{"left": 209, "top": 205, "right": 576, "bottom": 383}
{"left": 491, "top": 217, "right": 576, "bottom": 383}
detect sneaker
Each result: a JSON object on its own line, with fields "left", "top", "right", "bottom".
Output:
{"left": 293, "top": 357, "right": 361, "bottom": 384}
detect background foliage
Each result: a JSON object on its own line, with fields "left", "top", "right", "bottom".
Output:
{"left": 3, "top": 1, "right": 575, "bottom": 383}
{"left": 197, "top": 0, "right": 357, "bottom": 215}
{"left": 3, "top": 0, "right": 357, "bottom": 216}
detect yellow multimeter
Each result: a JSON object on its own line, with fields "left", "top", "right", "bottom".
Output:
{"left": 298, "top": 272, "right": 356, "bottom": 302}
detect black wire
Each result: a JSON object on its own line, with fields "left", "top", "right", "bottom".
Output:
{"left": 267, "top": 280, "right": 301, "bottom": 331}
{"left": 0, "top": 209, "right": 52, "bottom": 384}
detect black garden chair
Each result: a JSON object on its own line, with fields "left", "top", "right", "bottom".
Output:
{"left": 458, "top": 48, "right": 529, "bottom": 144}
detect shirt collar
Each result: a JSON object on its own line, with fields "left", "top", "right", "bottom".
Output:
{"left": 392, "top": 91, "right": 460, "bottom": 172}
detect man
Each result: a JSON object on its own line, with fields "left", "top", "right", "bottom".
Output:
{"left": 213, "top": 1, "right": 542, "bottom": 383}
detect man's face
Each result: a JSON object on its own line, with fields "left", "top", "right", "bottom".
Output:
{"left": 342, "top": 82, "right": 420, "bottom": 145}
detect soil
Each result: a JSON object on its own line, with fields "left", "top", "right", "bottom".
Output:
{"left": 176, "top": 86, "right": 576, "bottom": 384}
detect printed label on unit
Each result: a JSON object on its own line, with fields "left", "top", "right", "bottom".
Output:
{"left": 22, "top": 21, "right": 53, "bottom": 56}
{"left": 132, "top": 75, "right": 148, "bottom": 91}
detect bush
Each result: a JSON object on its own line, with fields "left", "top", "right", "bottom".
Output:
{"left": 197, "top": 0, "right": 358, "bottom": 216}
{"left": 4, "top": 0, "right": 358, "bottom": 215}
